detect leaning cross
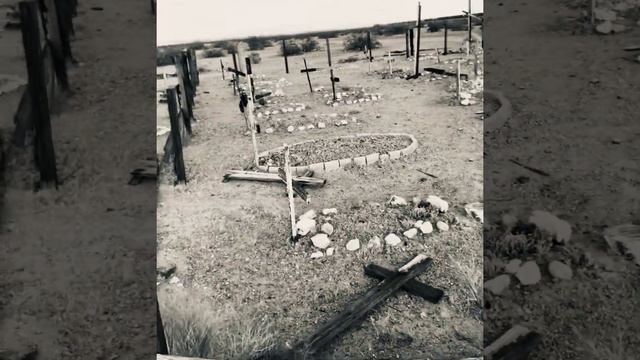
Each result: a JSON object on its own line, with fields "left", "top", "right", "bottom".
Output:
{"left": 291, "top": 254, "right": 444, "bottom": 357}
{"left": 300, "top": 58, "right": 319, "bottom": 93}
{"left": 325, "top": 38, "right": 340, "bottom": 102}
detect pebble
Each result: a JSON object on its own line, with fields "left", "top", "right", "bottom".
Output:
{"left": 385, "top": 233, "right": 402, "bottom": 246}
{"left": 484, "top": 274, "right": 511, "bottom": 295}
{"left": 310, "top": 251, "right": 324, "bottom": 259}
{"left": 389, "top": 195, "right": 408, "bottom": 206}
{"left": 414, "top": 220, "right": 424, "bottom": 228}
{"left": 528, "top": 210, "right": 571, "bottom": 244}
{"left": 326, "top": 247, "right": 335, "bottom": 256}
{"left": 505, "top": 259, "right": 522, "bottom": 274}
{"left": 300, "top": 210, "right": 317, "bottom": 220}
{"left": 515, "top": 261, "right": 541, "bottom": 285}
{"left": 346, "top": 239, "right": 360, "bottom": 251}
{"left": 368, "top": 236, "right": 382, "bottom": 249}
{"left": 311, "top": 234, "right": 331, "bottom": 249}
{"left": 436, "top": 221, "right": 449, "bottom": 231}
{"left": 318, "top": 122, "right": 326, "bottom": 129}
{"left": 426, "top": 195, "right": 449, "bottom": 212}
{"left": 265, "top": 127, "right": 274, "bottom": 134}
{"left": 296, "top": 218, "right": 317, "bottom": 236}
{"left": 322, "top": 208, "right": 338, "bottom": 215}
{"left": 298, "top": 126, "right": 306, "bottom": 131}
{"left": 419, "top": 222, "right": 433, "bottom": 234}
{"left": 548, "top": 261, "right": 573, "bottom": 280}
{"left": 321, "top": 223, "right": 334, "bottom": 235}
{"left": 403, "top": 228, "right": 418, "bottom": 239}
{"left": 307, "top": 124, "right": 315, "bottom": 130}
{"left": 287, "top": 125, "right": 294, "bottom": 133}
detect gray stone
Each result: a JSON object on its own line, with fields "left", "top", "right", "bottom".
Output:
{"left": 548, "top": 261, "right": 573, "bottom": 280}
{"left": 346, "top": 239, "right": 360, "bottom": 251}
{"left": 385, "top": 233, "right": 402, "bottom": 246}
{"left": 326, "top": 247, "right": 335, "bottom": 256}
{"left": 419, "top": 222, "right": 434, "bottom": 234}
{"left": 368, "top": 236, "right": 382, "bottom": 249}
{"left": 505, "top": 259, "right": 522, "bottom": 274}
{"left": 310, "top": 251, "right": 324, "bottom": 259}
{"left": 515, "top": 261, "right": 541, "bottom": 285}
{"left": 403, "top": 228, "right": 418, "bottom": 239}
{"left": 484, "top": 274, "right": 511, "bottom": 295}
{"left": 321, "top": 223, "right": 334, "bottom": 235}
{"left": 322, "top": 208, "right": 338, "bottom": 215}
{"left": 296, "top": 217, "right": 316, "bottom": 236}
{"left": 311, "top": 234, "right": 331, "bottom": 249}
{"left": 436, "top": 221, "right": 449, "bottom": 231}
{"left": 389, "top": 195, "right": 408, "bottom": 206}
{"left": 426, "top": 195, "right": 449, "bottom": 212}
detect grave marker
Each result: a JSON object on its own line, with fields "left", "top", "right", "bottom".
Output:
{"left": 467, "top": 0, "right": 471, "bottom": 55}
{"left": 326, "top": 38, "right": 339, "bottom": 101}
{"left": 409, "top": 28, "right": 415, "bottom": 56}
{"left": 367, "top": 31, "right": 373, "bottom": 61}
{"left": 232, "top": 52, "right": 240, "bottom": 95}
{"left": 456, "top": 59, "right": 461, "bottom": 102}
{"left": 283, "top": 145, "right": 297, "bottom": 242}
{"left": 414, "top": 1, "right": 422, "bottom": 77}
{"left": 242, "top": 57, "right": 260, "bottom": 167}
{"left": 300, "top": 58, "right": 317, "bottom": 93}
{"left": 220, "top": 59, "right": 225, "bottom": 80}
{"left": 282, "top": 39, "right": 289, "bottom": 74}
{"left": 166, "top": 87, "right": 187, "bottom": 184}
{"left": 443, "top": 22, "right": 448, "bottom": 55}
{"left": 405, "top": 30, "right": 410, "bottom": 58}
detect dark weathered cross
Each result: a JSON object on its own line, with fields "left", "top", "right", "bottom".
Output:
{"left": 220, "top": 59, "right": 225, "bottom": 80}
{"left": 414, "top": 1, "right": 422, "bottom": 77}
{"left": 300, "top": 58, "right": 318, "bottom": 93}
{"left": 282, "top": 39, "right": 289, "bottom": 74}
{"left": 325, "top": 38, "right": 339, "bottom": 102}
{"left": 291, "top": 254, "right": 444, "bottom": 357}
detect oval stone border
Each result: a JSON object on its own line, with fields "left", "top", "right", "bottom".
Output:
{"left": 484, "top": 89, "right": 512, "bottom": 133}
{"left": 257, "top": 133, "right": 418, "bottom": 175}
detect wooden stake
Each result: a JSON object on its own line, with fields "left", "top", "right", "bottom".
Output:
{"left": 443, "top": 22, "right": 448, "bottom": 55}
{"left": 456, "top": 59, "right": 461, "bottom": 103}
{"left": 467, "top": 0, "right": 472, "bottom": 56}
{"left": 232, "top": 53, "right": 239, "bottom": 95}
{"left": 415, "top": 2, "right": 422, "bottom": 77}
{"left": 220, "top": 59, "right": 225, "bottom": 80}
{"left": 474, "top": 51, "right": 479, "bottom": 77}
{"left": 388, "top": 51, "right": 392, "bottom": 75}
{"left": 282, "top": 39, "right": 289, "bottom": 74}
{"left": 243, "top": 57, "right": 260, "bottom": 168}
{"left": 367, "top": 31, "right": 373, "bottom": 62}
{"left": 405, "top": 30, "right": 410, "bottom": 58}
{"left": 434, "top": 48, "right": 440, "bottom": 64}
{"left": 409, "top": 28, "right": 415, "bottom": 57}
{"left": 283, "top": 145, "right": 297, "bottom": 241}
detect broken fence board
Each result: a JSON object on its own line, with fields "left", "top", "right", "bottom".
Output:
{"left": 364, "top": 264, "right": 444, "bottom": 303}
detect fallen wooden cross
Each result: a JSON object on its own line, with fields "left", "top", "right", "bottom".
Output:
{"left": 483, "top": 324, "right": 541, "bottom": 359}
{"left": 227, "top": 67, "right": 246, "bottom": 77}
{"left": 424, "top": 67, "right": 469, "bottom": 80}
{"left": 278, "top": 167, "right": 309, "bottom": 203}
{"left": 291, "top": 255, "right": 444, "bottom": 357}
{"left": 326, "top": 38, "right": 339, "bottom": 101}
{"left": 222, "top": 170, "right": 325, "bottom": 187}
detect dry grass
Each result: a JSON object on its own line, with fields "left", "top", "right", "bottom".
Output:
{"left": 448, "top": 254, "right": 483, "bottom": 312}
{"left": 572, "top": 325, "right": 633, "bottom": 360}
{"left": 160, "top": 289, "right": 278, "bottom": 360}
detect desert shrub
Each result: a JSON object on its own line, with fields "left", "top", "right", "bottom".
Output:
{"left": 214, "top": 41, "right": 238, "bottom": 54}
{"left": 160, "top": 290, "right": 278, "bottom": 359}
{"left": 246, "top": 36, "right": 271, "bottom": 51}
{"left": 250, "top": 52, "right": 261, "bottom": 64}
{"left": 300, "top": 37, "right": 319, "bottom": 52}
{"left": 202, "top": 48, "right": 225, "bottom": 58}
{"left": 280, "top": 40, "right": 303, "bottom": 56}
{"left": 371, "top": 23, "right": 408, "bottom": 36}
{"left": 343, "top": 33, "right": 381, "bottom": 52}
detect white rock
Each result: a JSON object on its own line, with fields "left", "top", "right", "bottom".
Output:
{"left": 257, "top": 113, "right": 263, "bottom": 118}
{"left": 426, "top": 195, "right": 449, "bottom": 212}
{"left": 296, "top": 218, "right": 317, "bottom": 236}
{"left": 288, "top": 107, "right": 294, "bottom": 112}
{"left": 368, "top": 236, "right": 382, "bottom": 249}
{"left": 528, "top": 210, "right": 571, "bottom": 244}
{"left": 298, "top": 126, "right": 306, "bottom": 131}
{"left": 403, "top": 228, "right": 418, "bottom": 239}
{"left": 287, "top": 125, "right": 295, "bottom": 133}
{"left": 322, "top": 208, "right": 338, "bottom": 215}
{"left": 318, "top": 122, "right": 326, "bottom": 129}
{"left": 389, "top": 195, "right": 408, "bottom": 206}
{"left": 460, "top": 99, "right": 470, "bottom": 106}
{"left": 340, "top": 119, "right": 349, "bottom": 125}
{"left": 169, "top": 276, "right": 180, "bottom": 284}
{"left": 436, "top": 221, "right": 449, "bottom": 231}
{"left": 307, "top": 124, "right": 315, "bottom": 130}
{"left": 414, "top": 220, "right": 424, "bottom": 228}
{"left": 321, "top": 223, "right": 334, "bottom": 235}
{"left": 505, "top": 259, "right": 522, "bottom": 274}
{"left": 385, "top": 233, "right": 402, "bottom": 246}
{"left": 484, "top": 274, "right": 511, "bottom": 295}
{"left": 300, "top": 210, "right": 317, "bottom": 220}
{"left": 310, "top": 251, "right": 324, "bottom": 259}
{"left": 419, "top": 222, "right": 433, "bottom": 234}
{"left": 515, "top": 261, "right": 541, "bottom": 285}
{"left": 311, "top": 234, "right": 331, "bottom": 249}
{"left": 548, "top": 261, "right": 573, "bottom": 280}
{"left": 265, "top": 127, "right": 274, "bottom": 134}
{"left": 596, "top": 20, "right": 614, "bottom": 34}
{"left": 326, "top": 247, "right": 335, "bottom": 256}
{"left": 346, "top": 239, "right": 360, "bottom": 251}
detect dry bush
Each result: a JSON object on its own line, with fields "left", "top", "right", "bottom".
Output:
{"left": 448, "top": 255, "right": 483, "bottom": 312}
{"left": 203, "top": 49, "right": 225, "bottom": 58}
{"left": 572, "top": 325, "right": 633, "bottom": 360}
{"left": 160, "top": 289, "right": 278, "bottom": 360}
{"left": 343, "top": 33, "right": 381, "bottom": 52}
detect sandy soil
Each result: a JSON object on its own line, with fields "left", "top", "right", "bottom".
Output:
{"left": 157, "top": 31, "right": 484, "bottom": 359}
{"left": 0, "top": 1, "right": 156, "bottom": 359}
{"left": 484, "top": 0, "right": 640, "bottom": 358}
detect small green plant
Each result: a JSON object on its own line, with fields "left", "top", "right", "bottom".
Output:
{"left": 343, "top": 33, "right": 381, "bottom": 52}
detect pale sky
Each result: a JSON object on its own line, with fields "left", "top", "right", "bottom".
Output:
{"left": 157, "top": 0, "right": 483, "bottom": 46}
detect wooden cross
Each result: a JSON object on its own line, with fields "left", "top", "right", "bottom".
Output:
{"left": 231, "top": 53, "right": 240, "bottom": 95}
{"left": 405, "top": 29, "right": 410, "bottom": 58}
{"left": 291, "top": 255, "right": 444, "bottom": 357}
{"left": 443, "top": 22, "right": 448, "bottom": 55}
{"left": 325, "top": 38, "right": 339, "bottom": 102}
{"left": 387, "top": 51, "right": 394, "bottom": 75}
{"left": 283, "top": 145, "right": 297, "bottom": 241}
{"left": 367, "top": 31, "right": 373, "bottom": 61}
{"left": 300, "top": 58, "right": 318, "bottom": 93}
{"left": 242, "top": 57, "right": 260, "bottom": 167}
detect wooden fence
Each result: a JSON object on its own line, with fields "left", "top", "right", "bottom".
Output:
{"left": 12, "top": 0, "right": 77, "bottom": 187}
{"left": 160, "top": 50, "right": 199, "bottom": 184}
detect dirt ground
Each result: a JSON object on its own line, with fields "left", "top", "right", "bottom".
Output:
{"left": 0, "top": 1, "right": 156, "bottom": 359}
{"left": 484, "top": 0, "right": 640, "bottom": 358}
{"left": 157, "top": 31, "right": 484, "bottom": 359}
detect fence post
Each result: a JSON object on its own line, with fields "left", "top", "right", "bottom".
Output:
{"left": 282, "top": 39, "right": 289, "bottom": 74}
{"left": 20, "top": 0, "right": 58, "bottom": 186}
{"left": 44, "top": 0, "right": 69, "bottom": 91}
{"left": 167, "top": 87, "right": 187, "bottom": 184}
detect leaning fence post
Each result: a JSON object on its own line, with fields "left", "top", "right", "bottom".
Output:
{"left": 20, "top": 0, "right": 58, "bottom": 187}
{"left": 456, "top": 59, "right": 461, "bottom": 103}
{"left": 167, "top": 87, "right": 187, "bottom": 184}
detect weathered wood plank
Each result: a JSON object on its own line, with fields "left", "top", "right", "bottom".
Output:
{"left": 364, "top": 264, "right": 444, "bottom": 303}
